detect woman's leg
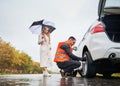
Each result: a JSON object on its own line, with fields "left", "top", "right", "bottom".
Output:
{"left": 41, "top": 67, "right": 45, "bottom": 75}
{"left": 44, "top": 67, "right": 48, "bottom": 74}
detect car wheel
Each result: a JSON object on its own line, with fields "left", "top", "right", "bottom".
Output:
{"left": 81, "top": 51, "right": 96, "bottom": 78}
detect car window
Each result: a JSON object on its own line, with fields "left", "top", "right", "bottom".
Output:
{"left": 105, "top": 0, "right": 120, "bottom": 7}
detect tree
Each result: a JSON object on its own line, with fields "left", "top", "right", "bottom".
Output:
{"left": 0, "top": 37, "right": 43, "bottom": 74}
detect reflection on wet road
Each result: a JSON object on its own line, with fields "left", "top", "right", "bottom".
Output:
{"left": 60, "top": 76, "right": 120, "bottom": 86}
{"left": 0, "top": 74, "right": 120, "bottom": 86}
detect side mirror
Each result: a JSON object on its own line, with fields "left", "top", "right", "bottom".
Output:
{"left": 73, "top": 46, "right": 77, "bottom": 51}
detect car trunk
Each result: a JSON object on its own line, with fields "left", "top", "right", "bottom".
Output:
{"left": 102, "top": 14, "right": 120, "bottom": 42}
{"left": 98, "top": 0, "right": 120, "bottom": 42}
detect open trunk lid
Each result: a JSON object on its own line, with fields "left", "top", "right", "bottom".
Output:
{"left": 98, "top": 0, "right": 120, "bottom": 43}
{"left": 98, "top": 0, "right": 120, "bottom": 19}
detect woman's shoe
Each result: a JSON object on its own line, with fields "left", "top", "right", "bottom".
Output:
{"left": 43, "top": 74, "right": 51, "bottom": 77}
{"left": 43, "top": 70, "right": 51, "bottom": 77}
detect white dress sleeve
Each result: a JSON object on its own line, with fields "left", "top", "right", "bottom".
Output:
{"left": 38, "top": 34, "right": 44, "bottom": 45}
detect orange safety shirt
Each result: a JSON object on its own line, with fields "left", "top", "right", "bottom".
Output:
{"left": 54, "top": 41, "right": 72, "bottom": 62}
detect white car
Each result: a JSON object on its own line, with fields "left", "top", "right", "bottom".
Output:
{"left": 76, "top": 0, "right": 120, "bottom": 78}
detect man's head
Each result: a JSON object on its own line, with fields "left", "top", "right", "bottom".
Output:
{"left": 68, "top": 36, "right": 76, "bottom": 46}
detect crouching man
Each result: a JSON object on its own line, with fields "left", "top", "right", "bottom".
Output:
{"left": 54, "top": 36, "right": 85, "bottom": 77}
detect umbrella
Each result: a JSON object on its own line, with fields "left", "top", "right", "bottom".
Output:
{"left": 29, "top": 19, "right": 56, "bottom": 34}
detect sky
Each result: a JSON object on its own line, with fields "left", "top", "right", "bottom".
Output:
{"left": 0, "top": 0, "right": 99, "bottom": 71}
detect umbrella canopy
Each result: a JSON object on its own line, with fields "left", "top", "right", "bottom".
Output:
{"left": 29, "top": 19, "right": 56, "bottom": 34}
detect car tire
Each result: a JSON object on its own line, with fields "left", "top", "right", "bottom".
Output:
{"left": 81, "top": 51, "right": 96, "bottom": 78}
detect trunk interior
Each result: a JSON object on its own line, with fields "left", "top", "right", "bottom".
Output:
{"left": 102, "top": 14, "right": 120, "bottom": 43}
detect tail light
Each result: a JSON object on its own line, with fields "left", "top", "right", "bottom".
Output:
{"left": 90, "top": 24, "right": 104, "bottom": 34}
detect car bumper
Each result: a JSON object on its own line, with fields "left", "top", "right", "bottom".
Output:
{"left": 89, "top": 33, "right": 120, "bottom": 60}
{"left": 104, "top": 47, "right": 120, "bottom": 59}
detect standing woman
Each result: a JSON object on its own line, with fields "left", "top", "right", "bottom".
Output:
{"left": 38, "top": 25, "right": 52, "bottom": 76}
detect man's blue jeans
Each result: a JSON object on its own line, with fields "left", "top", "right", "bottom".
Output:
{"left": 57, "top": 60, "right": 81, "bottom": 73}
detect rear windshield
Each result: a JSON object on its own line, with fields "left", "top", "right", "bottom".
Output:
{"left": 105, "top": 0, "right": 120, "bottom": 7}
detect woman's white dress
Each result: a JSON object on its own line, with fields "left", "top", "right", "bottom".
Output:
{"left": 38, "top": 34, "right": 52, "bottom": 67}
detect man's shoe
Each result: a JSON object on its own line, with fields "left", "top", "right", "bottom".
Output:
{"left": 78, "top": 69, "right": 83, "bottom": 77}
{"left": 71, "top": 70, "right": 77, "bottom": 77}
{"left": 64, "top": 72, "right": 71, "bottom": 76}
{"left": 60, "top": 69, "right": 65, "bottom": 77}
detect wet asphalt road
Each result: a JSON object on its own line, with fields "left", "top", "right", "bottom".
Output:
{"left": 0, "top": 74, "right": 120, "bottom": 86}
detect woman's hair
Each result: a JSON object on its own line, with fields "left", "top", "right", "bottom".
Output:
{"left": 41, "top": 26, "right": 51, "bottom": 44}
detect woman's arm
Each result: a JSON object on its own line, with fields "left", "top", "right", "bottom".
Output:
{"left": 38, "top": 34, "right": 44, "bottom": 45}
